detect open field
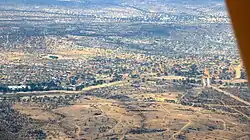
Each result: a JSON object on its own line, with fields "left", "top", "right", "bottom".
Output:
{"left": 6, "top": 79, "right": 249, "bottom": 140}
{"left": 13, "top": 95, "right": 250, "bottom": 140}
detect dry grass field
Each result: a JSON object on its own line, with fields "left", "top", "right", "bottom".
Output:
{"left": 13, "top": 94, "right": 250, "bottom": 140}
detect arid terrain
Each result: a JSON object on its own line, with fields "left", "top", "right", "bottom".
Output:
{"left": 1, "top": 77, "right": 249, "bottom": 140}
{"left": 1, "top": 0, "right": 250, "bottom": 140}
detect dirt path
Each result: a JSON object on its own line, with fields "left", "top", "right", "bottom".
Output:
{"left": 107, "top": 115, "right": 123, "bottom": 134}
{"left": 119, "top": 132, "right": 128, "bottom": 140}
{"left": 159, "top": 103, "right": 171, "bottom": 114}
{"left": 170, "top": 120, "right": 192, "bottom": 140}
{"left": 220, "top": 99, "right": 250, "bottom": 120}
{"left": 75, "top": 123, "right": 81, "bottom": 139}
{"left": 211, "top": 86, "right": 250, "bottom": 106}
